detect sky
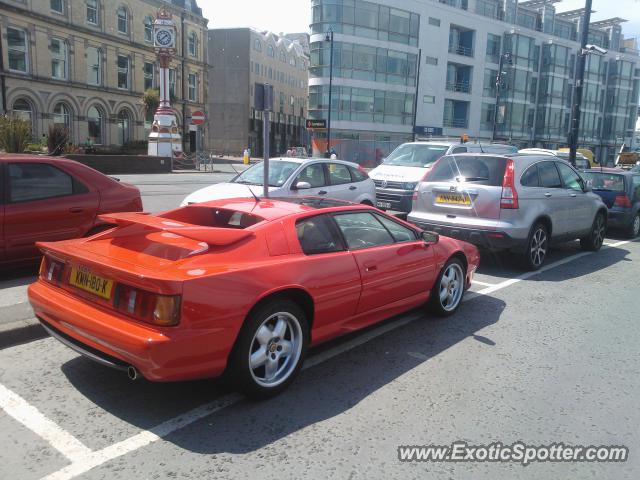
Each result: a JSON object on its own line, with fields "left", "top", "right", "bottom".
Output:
{"left": 200, "top": 0, "right": 640, "bottom": 40}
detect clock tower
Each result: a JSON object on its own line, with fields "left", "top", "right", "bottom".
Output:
{"left": 148, "top": 7, "right": 182, "bottom": 159}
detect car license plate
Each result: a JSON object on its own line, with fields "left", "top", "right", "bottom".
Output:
{"left": 435, "top": 193, "right": 471, "bottom": 206}
{"left": 376, "top": 201, "right": 392, "bottom": 209}
{"left": 69, "top": 266, "right": 114, "bottom": 300}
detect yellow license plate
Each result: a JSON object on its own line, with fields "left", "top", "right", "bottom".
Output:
{"left": 69, "top": 266, "right": 114, "bottom": 300}
{"left": 436, "top": 193, "right": 471, "bottom": 205}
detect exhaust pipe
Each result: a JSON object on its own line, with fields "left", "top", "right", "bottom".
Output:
{"left": 127, "top": 366, "right": 139, "bottom": 381}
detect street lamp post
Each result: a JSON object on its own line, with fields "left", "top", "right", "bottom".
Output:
{"left": 325, "top": 29, "right": 334, "bottom": 157}
{"left": 491, "top": 52, "right": 512, "bottom": 142}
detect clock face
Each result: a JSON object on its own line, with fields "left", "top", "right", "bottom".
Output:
{"left": 155, "top": 29, "right": 174, "bottom": 48}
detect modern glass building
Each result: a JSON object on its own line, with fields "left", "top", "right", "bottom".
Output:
{"left": 308, "top": 0, "right": 640, "bottom": 165}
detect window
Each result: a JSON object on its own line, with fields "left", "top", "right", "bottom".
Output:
{"left": 12, "top": 99, "right": 33, "bottom": 130}
{"left": 267, "top": 45, "right": 275, "bottom": 57}
{"left": 117, "top": 6, "right": 128, "bottom": 34}
{"left": 279, "top": 50, "right": 287, "bottom": 63}
{"left": 7, "top": 28, "right": 28, "bottom": 72}
{"left": 9, "top": 163, "right": 74, "bottom": 203}
{"left": 117, "top": 110, "right": 132, "bottom": 145}
{"left": 556, "top": 163, "right": 584, "bottom": 192}
{"left": 334, "top": 213, "right": 394, "bottom": 250}
{"left": 53, "top": 102, "right": 71, "bottom": 128}
{"left": 51, "top": 0, "right": 63, "bottom": 14}
{"left": 538, "top": 162, "right": 562, "bottom": 188}
{"left": 188, "top": 32, "right": 198, "bottom": 56}
{"left": 429, "top": 156, "right": 507, "bottom": 186}
{"left": 423, "top": 95, "right": 435, "bottom": 103}
{"left": 425, "top": 56, "right": 438, "bottom": 66}
{"left": 144, "top": 61, "right": 155, "bottom": 90}
{"left": 117, "top": 55, "right": 129, "bottom": 89}
{"left": 144, "top": 17, "right": 153, "bottom": 42}
{"left": 521, "top": 165, "right": 539, "bottom": 187}
{"left": 296, "top": 163, "right": 326, "bottom": 188}
{"left": 50, "top": 38, "right": 68, "bottom": 80}
{"left": 428, "top": 17, "right": 441, "bottom": 27}
{"left": 188, "top": 73, "right": 197, "bottom": 101}
{"left": 86, "top": 0, "right": 98, "bottom": 24}
{"left": 349, "top": 166, "right": 368, "bottom": 182}
{"left": 296, "top": 215, "right": 343, "bottom": 255}
{"left": 374, "top": 214, "right": 416, "bottom": 242}
{"left": 451, "top": 147, "right": 467, "bottom": 154}
{"left": 253, "top": 39, "right": 262, "bottom": 52}
{"left": 87, "top": 105, "right": 104, "bottom": 144}
{"left": 328, "top": 163, "right": 352, "bottom": 185}
{"left": 86, "top": 47, "right": 101, "bottom": 85}
{"left": 169, "top": 68, "right": 176, "bottom": 97}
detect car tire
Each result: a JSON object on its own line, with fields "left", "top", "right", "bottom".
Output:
{"left": 522, "top": 223, "right": 549, "bottom": 271}
{"left": 230, "top": 299, "right": 308, "bottom": 399}
{"left": 626, "top": 213, "right": 640, "bottom": 239}
{"left": 429, "top": 257, "right": 466, "bottom": 317}
{"left": 580, "top": 212, "right": 606, "bottom": 252}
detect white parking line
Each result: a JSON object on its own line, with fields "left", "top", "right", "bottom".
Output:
{"left": 471, "top": 280, "right": 497, "bottom": 287}
{"left": 0, "top": 384, "right": 92, "bottom": 462}
{"left": 14, "top": 238, "right": 637, "bottom": 479}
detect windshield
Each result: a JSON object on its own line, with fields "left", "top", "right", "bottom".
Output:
{"left": 383, "top": 144, "right": 448, "bottom": 168}
{"left": 232, "top": 160, "right": 299, "bottom": 187}
{"left": 582, "top": 172, "right": 626, "bottom": 192}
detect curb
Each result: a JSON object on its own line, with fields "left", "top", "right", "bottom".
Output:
{"left": 0, "top": 317, "right": 47, "bottom": 350}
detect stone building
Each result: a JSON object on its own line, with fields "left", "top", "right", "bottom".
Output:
{"left": 0, "top": 0, "right": 208, "bottom": 151}
{"left": 207, "top": 28, "right": 309, "bottom": 156}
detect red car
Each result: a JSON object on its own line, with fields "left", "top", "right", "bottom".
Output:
{"left": 1, "top": 155, "right": 142, "bottom": 264}
{"left": 28, "top": 198, "right": 479, "bottom": 397}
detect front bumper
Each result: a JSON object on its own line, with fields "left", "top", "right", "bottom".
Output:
{"left": 375, "top": 188, "right": 413, "bottom": 213}
{"left": 28, "top": 280, "right": 229, "bottom": 381}
{"left": 412, "top": 221, "right": 525, "bottom": 251}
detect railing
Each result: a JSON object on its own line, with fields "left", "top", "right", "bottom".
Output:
{"left": 446, "top": 81, "right": 472, "bottom": 93}
{"left": 443, "top": 117, "right": 468, "bottom": 128}
{"left": 448, "top": 44, "right": 474, "bottom": 57}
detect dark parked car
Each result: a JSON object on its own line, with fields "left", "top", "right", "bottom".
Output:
{"left": 582, "top": 168, "right": 640, "bottom": 238}
{"left": 1, "top": 155, "right": 142, "bottom": 264}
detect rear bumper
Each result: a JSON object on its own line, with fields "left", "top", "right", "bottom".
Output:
{"left": 607, "top": 209, "right": 633, "bottom": 229}
{"left": 28, "top": 280, "right": 231, "bottom": 381}
{"left": 411, "top": 221, "right": 525, "bottom": 251}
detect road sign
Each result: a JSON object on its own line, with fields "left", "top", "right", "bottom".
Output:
{"left": 190, "top": 111, "right": 205, "bottom": 125}
{"left": 254, "top": 83, "right": 274, "bottom": 111}
{"left": 306, "top": 119, "right": 326, "bottom": 129}
{"left": 413, "top": 126, "right": 443, "bottom": 136}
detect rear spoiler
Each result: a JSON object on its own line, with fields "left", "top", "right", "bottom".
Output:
{"left": 97, "top": 212, "right": 254, "bottom": 247}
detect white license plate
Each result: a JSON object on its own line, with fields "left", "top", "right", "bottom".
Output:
{"left": 376, "top": 201, "right": 392, "bottom": 209}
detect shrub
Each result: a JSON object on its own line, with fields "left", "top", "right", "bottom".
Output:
{"left": 142, "top": 88, "right": 160, "bottom": 115}
{"left": 0, "top": 116, "right": 32, "bottom": 153}
{"left": 47, "top": 124, "right": 69, "bottom": 156}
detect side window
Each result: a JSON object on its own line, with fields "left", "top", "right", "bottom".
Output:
{"left": 374, "top": 214, "right": 417, "bottom": 242}
{"left": 556, "top": 162, "right": 584, "bottom": 192}
{"left": 451, "top": 147, "right": 467, "bottom": 154}
{"left": 349, "top": 166, "right": 368, "bottom": 182}
{"left": 9, "top": 163, "right": 74, "bottom": 203}
{"left": 295, "top": 163, "right": 325, "bottom": 188}
{"left": 296, "top": 215, "right": 343, "bottom": 255}
{"left": 632, "top": 176, "right": 640, "bottom": 202}
{"left": 327, "top": 163, "right": 352, "bottom": 185}
{"left": 537, "top": 162, "right": 563, "bottom": 189}
{"left": 333, "top": 212, "right": 394, "bottom": 250}
{"left": 521, "top": 165, "right": 539, "bottom": 187}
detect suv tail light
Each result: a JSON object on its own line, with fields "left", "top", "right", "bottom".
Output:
{"left": 500, "top": 159, "right": 519, "bottom": 209}
{"left": 114, "top": 284, "right": 181, "bottom": 326}
{"left": 614, "top": 194, "right": 632, "bottom": 208}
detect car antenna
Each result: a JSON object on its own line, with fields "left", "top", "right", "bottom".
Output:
{"left": 228, "top": 161, "right": 261, "bottom": 203}
{"left": 478, "top": 140, "right": 485, "bottom": 153}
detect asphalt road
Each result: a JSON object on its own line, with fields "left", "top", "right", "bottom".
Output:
{"left": 0, "top": 173, "right": 638, "bottom": 479}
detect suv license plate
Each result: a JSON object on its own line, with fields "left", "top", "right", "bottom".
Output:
{"left": 436, "top": 194, "right": 471, "bottom": 206}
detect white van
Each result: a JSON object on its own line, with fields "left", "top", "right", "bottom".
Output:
{"left": 369, "top": 141, "right": 517, "bottom": 212}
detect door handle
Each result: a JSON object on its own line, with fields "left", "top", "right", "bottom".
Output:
{"left": 349, "top": 186, "right": 357, "bottom": 190}
{"left": 364, "top": 264, "right": 377, "bottom": 272}
{"left": 318, "top": 190, "right": 327, "bottom": 195}
{"left": 69, "top": 207, "right": 84, "bottom": 213}
{"left": 544, "top": 193, "right": 552, "bottom": 198}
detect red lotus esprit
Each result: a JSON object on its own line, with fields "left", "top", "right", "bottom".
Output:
{"left": 28, "top": 197, "right": 480, "bottom": 397}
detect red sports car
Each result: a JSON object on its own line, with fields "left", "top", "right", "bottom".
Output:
{"left": 1, "top": 155, "right": 142, "bottom": 264}
{"left": 28, "top": 198, "right": 480, "bottom": 397}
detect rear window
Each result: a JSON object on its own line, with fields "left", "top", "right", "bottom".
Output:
{"left": 428, "top": 156, "right": 507, "bottom": 186}
{"left": 383, "top": 144, "right": 448, "bottom": 167}
{"left": 162, "top": 207, "right": 264, "bottom": 229}
{"left": 582, "top": 172, "right": 626, "bottom": 192}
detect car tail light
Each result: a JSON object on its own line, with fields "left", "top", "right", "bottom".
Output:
{"left": 41, "top": 256, "right": 65, "bottom": 285}
{"left": 500, "top": 159, "right": 519, "bottom": 209}
{"left": 614, "top": 194, "right": 632, "bottom": 208}
{"left": 114, "top": 284, "right": 181, "bottom": 326}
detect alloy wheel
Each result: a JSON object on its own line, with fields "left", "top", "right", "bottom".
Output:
{"left": 592, "top": 214, "right": 605, "bottom": 249}
{"left": 530, "top": 228, "right": 548, "bottom": 268}
{"left": 438, "top": 263, "right": 464, "bottom": 312}
{"left": 248, "top": 312, "right": 303, "bottom": 388}
{"left": 632, "top": 215, "right": 640, "bottom": 237}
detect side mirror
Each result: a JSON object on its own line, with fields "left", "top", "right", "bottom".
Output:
{"left": 421, "top": 231, "right": 440, "bottom": 246}
{"left": 294, "top": 181, "right": 311, "bottom": 190}
{"left": 583, "top": 180, "right": 593, "bottom": 193}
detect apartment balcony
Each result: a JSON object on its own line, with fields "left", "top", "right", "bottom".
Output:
{"left": 446, "top": 81, "right": 472, "bottom": 93}
{"left": 443, "top": 117, "right": 469, "bottom": 128}
{"left": 446, "top": 63, "right": 473, "bottom": 94}
{"left": 449, "top": 26, "right": 475, "bottom": 58}
{"left": 443, "top": 99, "right": 470, "bottom": 129}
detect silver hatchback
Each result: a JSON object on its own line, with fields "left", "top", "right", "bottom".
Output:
{"left": 407, "top": 154, "right": 608, "bottom": 270}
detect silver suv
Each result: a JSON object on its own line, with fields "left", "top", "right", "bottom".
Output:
{"left": 369, "top": 141, "right": 517, "bottom": 213}
{"left": 407, "top": 154, "right": 608, "bottom": 270}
